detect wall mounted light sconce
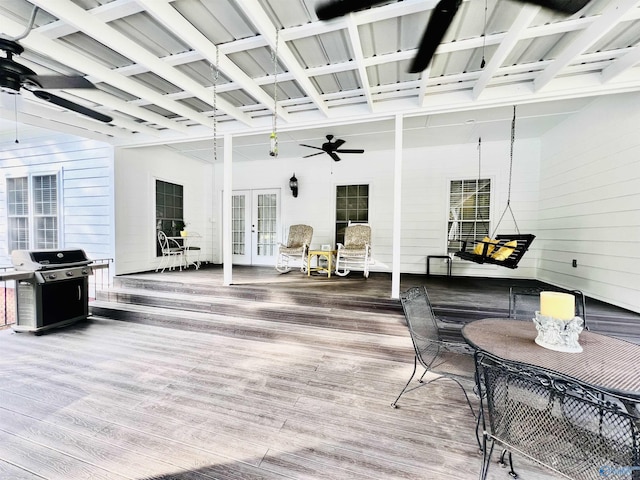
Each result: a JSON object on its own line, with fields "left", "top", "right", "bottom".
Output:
{"left": 289, "top": 173, "right": 298, "bottom": 198}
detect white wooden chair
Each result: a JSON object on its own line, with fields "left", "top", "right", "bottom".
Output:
{"left": 156, "top": 231, "right": 184, "bottom": 273}
{"left": 335, "top": 223, "right": 372, "bottom": 278}
{"left": 275, "top": 224, "right": 313, "bottom": 273}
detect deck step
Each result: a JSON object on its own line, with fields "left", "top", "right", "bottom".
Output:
{"left": 111, "top": 276, "right": 402, "bottom": 315}
{"left": 89, "top": 301, "right": 413, "bottom": 363}
{"left": 94, "top": 285, "right": 404, "bottom": 332}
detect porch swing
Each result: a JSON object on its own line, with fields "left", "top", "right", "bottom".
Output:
{"left": 454, "top": 106, "right": 535, "bottom": 269}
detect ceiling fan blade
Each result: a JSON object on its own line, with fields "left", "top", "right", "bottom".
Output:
{"left": 333, "top": 138, "right": 346, "bottom": 149}
{"left": 300, "top": 143, "right": 324, "bottom": 151}
{"left": 328, "top": 151, "right": 342, "bottom": 162}
{"left": 316, "top": 0, "right": 388, "bottom": 20}
{"left": 23, "top": 75, "right": 96, "bottom": 89}
{"left": 409, "top": 0, "right": 462, "bottom": 73}
{"left": 335, "top": 149, "right": 364, "bottom": 154}
{"left": 519, "top": 0, "right": 590, "bottom": 14}
{"left": 303, "top": 152, "right": 325, "bottom": 158}
{"left": 33, "top": 90, "right": 112, "bottom": 123}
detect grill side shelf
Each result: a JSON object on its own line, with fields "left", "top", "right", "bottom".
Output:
{"left": 0, "top": 271, "right": 34, "bottom": 282}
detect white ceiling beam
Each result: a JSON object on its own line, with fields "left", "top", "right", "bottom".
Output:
{"left": 235, "top": 0, "right": 329, "bottom": 118}
{"left": 533, "top": 0, "right": 640, "bottom": 92}
{"left": 35, "top": 0, "right": 145, "bottom": 38}
{"left": 67, "top": 90, "right": 182, "bottom": 135}
{"left": 473, "top": 5, "right": 540, "bottom": 100}
{"left": 103, "top": 51, "right": 203, "bottom": 80}
{"left": 24, "top": 90, "right": 162, "bottom": 136}
{"left": 1, "top": 109, "right": 112, "bottom": 142}
{"left": 2, "top": 97, "right": 121, "bottom": 140}
{"left": 418, "top": 66, "right": 432, "bottom": 108}
{"left": 138, "top": 0, "right": 290, "bottom": 122}
{"left": 346, "top": 17, "right": 373, "bottom": 111}
{"left": 1, "top": 17, "right": 204, "bottom": 134}
{"left": 30, "top": 0, "right": 253, "bottom": 127}
{"left": 601, "top": 45, "right": 640, "bottom": 83}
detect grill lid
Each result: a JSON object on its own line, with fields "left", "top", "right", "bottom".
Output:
{"left": 12, "top": 249, "right": 91, "bottom": 271}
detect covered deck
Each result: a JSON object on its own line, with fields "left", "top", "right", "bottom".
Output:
{"left": 0, "top": 265, "right": 638, "bottom": 479}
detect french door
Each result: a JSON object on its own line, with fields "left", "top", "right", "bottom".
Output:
{"left": 231, "top": 189, "right": 280, "bottom": 266}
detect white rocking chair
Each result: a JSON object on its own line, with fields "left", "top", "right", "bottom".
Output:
{"left": 275, "top": 224, "right": 313, "bottom": 273}
{"left": 335, "top": 223, "right": 372, "bottom": 278}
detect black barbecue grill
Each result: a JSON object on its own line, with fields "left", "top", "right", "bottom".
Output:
{"left": 10, "top": 249, "right": 94, "bottom": 333}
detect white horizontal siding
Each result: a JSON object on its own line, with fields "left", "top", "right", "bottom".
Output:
{"left": 539, "top": 92, "right": 640, "bottom": 313}
{"left": 400, "top": 138, "right": 540, "bottom": 277}
{"left": 115, "top": 146, "right": 214, "bottom": 275}
{"left": 203, "top": 136, "right": 540, "bottom": 278}
{"left": 0, "top": 130, "right": 114, "bottom": 265}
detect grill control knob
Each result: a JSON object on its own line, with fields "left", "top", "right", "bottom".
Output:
{"left": 81, "top": 269, "right": 88, "bottom": 275}
{"left": 48, "top": 273, "right": 57, "bottom": 280}
{"left": 66, "top": 271, "right": 74, "bottom": 277}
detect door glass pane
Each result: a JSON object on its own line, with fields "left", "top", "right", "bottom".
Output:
{"left": 232, "top": 195, "right": 246, "bottom": 255}
{"left": 256, "top": 193, "right": 277, "bottom": 257}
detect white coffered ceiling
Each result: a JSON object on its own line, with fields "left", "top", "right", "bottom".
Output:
{"left": 0, "top": 0, "right": 639, "bottom": 161}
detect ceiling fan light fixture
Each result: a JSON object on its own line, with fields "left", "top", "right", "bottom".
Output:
{"left": 0, "top": 74, "right": 21, "bottom": 93}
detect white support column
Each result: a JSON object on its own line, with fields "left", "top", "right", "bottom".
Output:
{"left": 222, "top": 134, "right": 233, "bottom": 286}
{"left": 391, "top": 114, "right": 403, "bottom": 300}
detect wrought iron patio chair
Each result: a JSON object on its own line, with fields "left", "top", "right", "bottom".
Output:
{"left": 275, "top": 224, "right": 313, "bottom": 273}
{"left": 391, "top": 286, "right": 476, "bottom": 417}
{"left": 156, "top": 231, "right": 184, "bottom": 273}
{"left": 335, "top": 223, "right": 372, "bottom": 278}
{"left": 475, "top": 350, "right": 640, "bottom": 480}
{"left": 509, "top": 285, "right": 588, "bottom": 329}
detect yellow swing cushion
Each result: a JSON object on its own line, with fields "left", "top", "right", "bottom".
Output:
{"left": 473, "top": 237, "right": 499, "bottom": 256}
{"left": 491, "top": 240, "right": 518, "bottom": 261}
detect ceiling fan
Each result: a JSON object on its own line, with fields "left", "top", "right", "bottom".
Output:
{"left": 0, "top": 6, "right": 112, "bottom": 123}
{"left": 316, "top": 0, "right": 591, "bottom": 73}
{"left": 301, "top": 134, "right": 365, "bottom": 161}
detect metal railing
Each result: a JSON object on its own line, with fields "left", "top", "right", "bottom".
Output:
{"left": 0, "top": 266, "right": 17, "bottom": 328}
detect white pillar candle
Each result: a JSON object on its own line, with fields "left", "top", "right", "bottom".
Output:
{"left": 540, "top": 291, "right": 575, "bottom": 320}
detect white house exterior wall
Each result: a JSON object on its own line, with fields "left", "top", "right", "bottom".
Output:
{"left": 0, "top": 131, "right": 114, "bottom": 265}
{"left": 539, "top": 91, "right": 640, "bottom": 313}
{"left": 114, "top": 146, "right": 214, "bottom": 275}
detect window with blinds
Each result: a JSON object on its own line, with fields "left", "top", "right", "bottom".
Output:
{"left": 7, "top": 174, "right": 59, "bottom": 252}
{"left": 335, "top": 184, "right": 369, "bottom": 246}
{"left": 447, "top": 178, "right": 491, "bottom": 254}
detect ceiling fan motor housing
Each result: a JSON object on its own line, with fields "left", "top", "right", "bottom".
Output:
{"left": 0, "top": 39, "right": 39, "bottom": 93}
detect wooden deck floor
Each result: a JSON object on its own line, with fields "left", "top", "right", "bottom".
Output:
{"left": 124, "top": 264, "right": 640, "bottom": 342}
{"left": 0, "top": 269, "right": 569, "bottom": 479}
{"left": 0, "top": 265, "right": 635, "bottom": 479}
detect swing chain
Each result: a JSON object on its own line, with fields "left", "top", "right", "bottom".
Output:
{"left": 490, "top": 105, "right": 520, "bottom": 237}
{"left": 270, "top": 28, "right": 279, "bottom": 157}
{"left": 508, "top": 105, "right": 515, "bottom": 207}
{"left": 210, "top": 47, "right": 220, "bottom": 163}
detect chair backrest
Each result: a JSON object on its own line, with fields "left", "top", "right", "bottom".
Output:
{"left": 157, "top": 231, "right": 169, "bottom": 252}
{"left": 286, "top": 224, "right": 313, "bottom": 248}
{"left": 476, "top": 351, "right": 639, "bottom": 479}
{"left": 344, "top": 224, "right": 371, "bottom": 248}
{"left": 509, "top": 286, "right": 587, "bottom": 327}
{"left": 400, "top": 287, "right": 441, "bottom": 355}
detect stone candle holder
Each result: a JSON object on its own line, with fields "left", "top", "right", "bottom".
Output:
{"left": 533, "top": 312, "right": 584, "bottom": 353}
